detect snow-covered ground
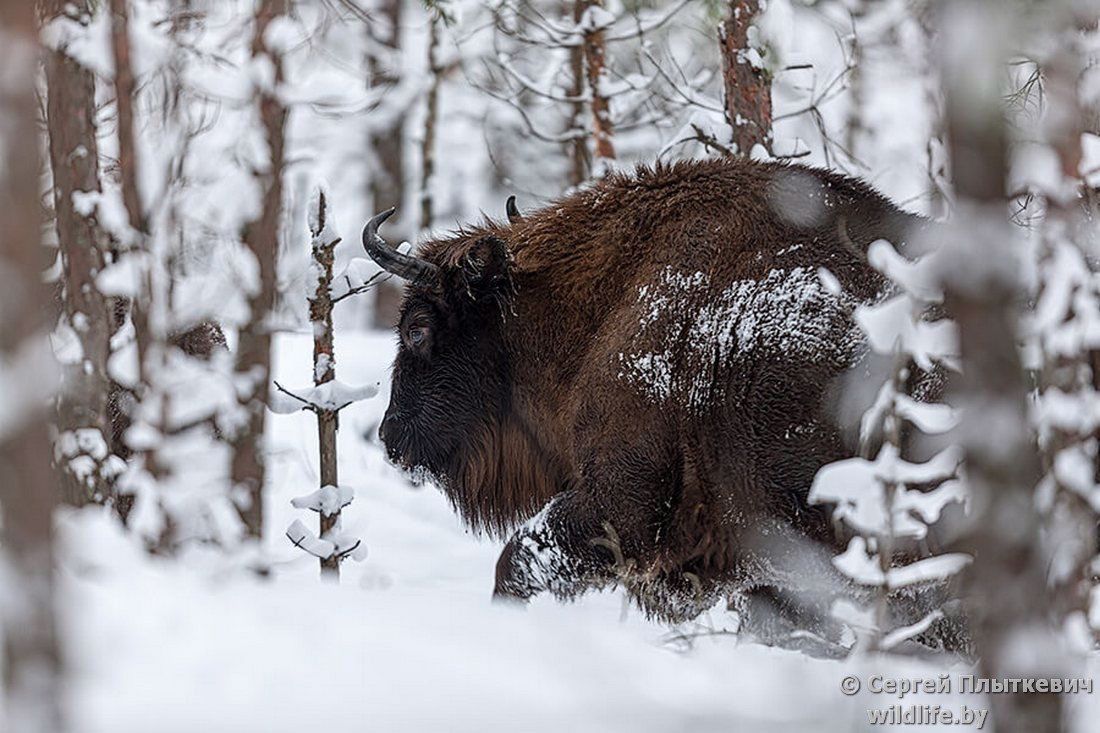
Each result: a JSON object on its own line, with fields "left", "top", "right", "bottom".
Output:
{"left": 58, "top": 331, "right": 1100, "bottom": 732}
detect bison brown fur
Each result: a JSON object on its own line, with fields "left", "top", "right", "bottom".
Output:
{"left": 372, "top": 157, "right": 933, "bottom": 628}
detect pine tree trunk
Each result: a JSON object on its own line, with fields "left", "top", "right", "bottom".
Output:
{"left": 230, "top": 0, "right": 289, "bottom": 541}
{"left": 43, "top": 0, "right": 116, "bottom": 507}
{"left": 420, "top": 13, "right": 443, "bottom": 230}
{"left": 719, "top": 0, "right": 772, "bottom": 156}
{"left": 580, "top": 0, "right": 615, "bottom": 169}
{"left": 107, "top": 0, "right": 166, "bottom": 491}
{"left": 566, "top": 0, "right": 589, "bottom": 186}
{"left": 366, "top": 0, "right": 405, "bottom": 219}
{"left": 367, "top": 0, "right": 406, "bottom": 329}
{"left": 843, "top": 1, "right": 867, "bottom": 162}
{"left": 0, "top": 4, "right": 64, "bottom": 729}
{"left": 108, "top": 0, "right": 144, "bottom": 235}
{"left": 916, "top": 15, "right": 949, "bottom": 220}
{"left": 938, "top": 3, "right": 1062, "bottom": 731}
{"left": 309, "top": 192, "right": 341, "bottom": 578}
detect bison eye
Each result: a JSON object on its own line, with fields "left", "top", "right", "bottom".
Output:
{"left": 408, "top": 327, "right": 427, "bottom": 346}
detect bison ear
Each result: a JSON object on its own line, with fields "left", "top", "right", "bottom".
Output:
{"left": 452, "top": 235, "right": 513, "bottom": 300}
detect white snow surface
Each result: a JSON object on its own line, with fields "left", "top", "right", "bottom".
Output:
{"left": 25, "top": 2, "right": 1100, "bottom": 727}
{"left": 53, "top": 331, "right": 1100, "bottom": 732}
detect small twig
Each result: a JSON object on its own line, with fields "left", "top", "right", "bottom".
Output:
{"left": 272, "top": 380, "right": 356, "bottom": 415}
{"left": 333, "top": 539, "right": 362, "bottom": 560}
{"left": 604, "top": 0, "right": 691, "bottom": 42}
{"left": 773, "top": 149, "right": 812, "bottom": 160}
{"left": 686, "top": 124, "right": 735, "bottom": 157}
{"left": 273, "top": 380, "right": 314, "bottom": 410}
{"left": 476, "top": 67, "right": 589, "bottom": 143}
{"left": 287, "top": 531, "right": 333, "bottom": 560}
{"left": 331, "top": 270, "right": 390, "bottom": 304}
{"left": 663, "top": 627, "right": 740, "bottom": 647}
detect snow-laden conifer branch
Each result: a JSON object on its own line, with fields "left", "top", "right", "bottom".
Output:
{"left": 286, "top": 519, "right": 335, "bottom": 560}
{"left": 1020, "top": 14, "right": 1100, "bottom": 637}
{"left": 291, "top": 485, "right": 355, "bottom": 515}
{"left": 270, "top": 379, "right": 379, "bottom": 415}
{"left": 810, "top": 237, "right": 966, "bottom": 653}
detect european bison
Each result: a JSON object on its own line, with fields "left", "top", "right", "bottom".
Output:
{"left": 366, "top": 157, "right": 934, "bottom": 638}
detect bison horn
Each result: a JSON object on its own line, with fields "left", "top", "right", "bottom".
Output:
{"left": 505, "top": 195, "right": 522, "bottom": 223}
{"left": 362, "top": 207, "right": 440, "bottom": 284}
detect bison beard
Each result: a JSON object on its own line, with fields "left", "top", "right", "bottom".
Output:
{"left": 368, "top": 158, "right": 941, "bottom": 642}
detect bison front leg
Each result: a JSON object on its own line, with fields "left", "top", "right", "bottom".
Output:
{"left": 493, "top": 491, "right": 618, "bottom": 602}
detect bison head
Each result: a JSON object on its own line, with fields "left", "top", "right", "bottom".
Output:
{"left": 363, "top": 209, "right": 515, "bottom": 486}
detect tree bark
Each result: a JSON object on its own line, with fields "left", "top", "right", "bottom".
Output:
{"left": 230, "top": 0, "right": 289, "bottom": 540}
{"left": 420, "top": 11, "right": 443, "bottom": 231}
{"left": 367, "top": 0, "right": 407, "bottom": 330}
{"left": 309, "top": 191, "right": 341, "bottom": 578}
{"left": 43, "top": 0, "right": 117, "bottom": 507}
{"left": 366, "top": 0, "right": 405, "bottom": 218}
{"left": 566, "top": 0, "right": 590, "bottom": 185}
{"left": 579, "top": 0, "right": 615, "bottom": 169}
{"left": 0, "top": 3, "right": 64, "bottom": 729}
{"left": 107, "top": 0, "right": 165, "bottom": 492}
{"left": 918, "top": 17, "right": 950, "bottom": 221}
{"left": 843, "top": 1, "right": 867, "bottom": 162}
{"left": 719, "top": 0, "right": 772, "bottom": 156}
{"left": 107, "top": 0, "right": 144, "bottom": 235}
{"left": 937, "top": 3, "right": 1062, "bottom": 732}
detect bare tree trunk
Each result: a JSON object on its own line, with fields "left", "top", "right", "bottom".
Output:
{"left": 230, "top": 0, "right": 289, "bottom": 541}
{"left": 579, "top": 0, "right": 615, "bottom": 170}
{"left": 915, "top": 11, "right": 950, "bottom": 220}
{"left": 108, "top": 0, "right": 144, "bottom": 235}
{"left": 367, "top": 0, "right": 406, "bottom": 329}
{"left": 43, "top": 0, "right": 116, "bottom": 507}
{"left": 366, "top": 0, "right": 405, "bottom": 219}
{"left": 0, "top": 4, "right": 64, "bottom": 729}
{"left": 719, "top": 0, "right": 772, "bottom": 156}
{"left": 309, "top": 192, "right": 341, "bottom": 578}
{"left": 420, "top": 11, "right": 443, "bottom": 231}
{"left": 107, "top": 0, "right": 164, "bottom": 490}
{"left": 566, "top": 0, "right": 589, "bottom": 186}
{"left": 843, "top": 2, "right": 866, "bottom": 162}
{"left": 937, "top": 3, "right": 1062, "bottom": 732}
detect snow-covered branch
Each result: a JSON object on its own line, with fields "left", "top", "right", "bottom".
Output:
{"left": 811, "top": 235, "right": 966, "bottom": 653}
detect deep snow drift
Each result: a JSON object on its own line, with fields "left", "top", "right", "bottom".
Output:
{"left": 56, "top": 331, "right": 1100, "bottom": 732}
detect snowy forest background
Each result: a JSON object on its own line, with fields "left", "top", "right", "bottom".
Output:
{"left": 3, "top": 0, "right": 1100, "bottom": 731}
